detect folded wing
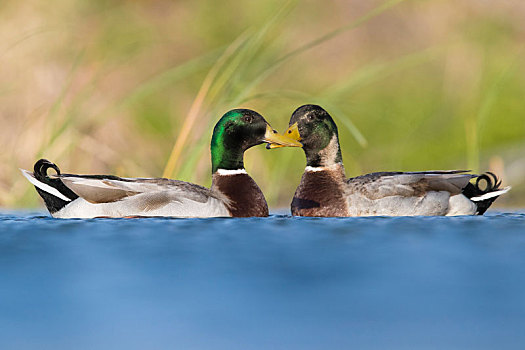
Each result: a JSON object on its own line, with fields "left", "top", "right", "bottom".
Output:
{"left": 57, "top": 174, "right": 218, "bottom": 201}
{"left": 346, "top": 170, "right": 475, "bottom": 199}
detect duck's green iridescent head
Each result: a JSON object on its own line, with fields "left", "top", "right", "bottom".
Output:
{"left": 210, "top": 109, "right": 301, "bottom": 173}
{"left": 279, "top": 104, "right": 343, "bottom": 167}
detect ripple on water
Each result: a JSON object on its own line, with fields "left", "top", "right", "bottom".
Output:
{"left": 0, "top": 211, "right": 524, "bottom": 349}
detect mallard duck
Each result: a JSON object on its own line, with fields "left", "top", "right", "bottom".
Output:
{"left": 270, "top": 104, "right": 510, "bottom": 217}
{"left": 21, "top": 109, "right": 301, "bottom": 218}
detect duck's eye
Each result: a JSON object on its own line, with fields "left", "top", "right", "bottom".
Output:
{"left": 306, "top": 113, "right": 315, "bottom": 122}
{"left": 242, "top": 115, "right": 253, "bottom": 123}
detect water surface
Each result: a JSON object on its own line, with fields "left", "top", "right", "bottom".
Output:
{"left": 1, "top": 211, "right": 525, "bottom": 349}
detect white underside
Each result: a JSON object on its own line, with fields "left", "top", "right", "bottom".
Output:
{"left": 446, "top": 194, "right": 477, "bottom": 216}
{"left": 53, "top": 195, "right": 231, "bottom": 218}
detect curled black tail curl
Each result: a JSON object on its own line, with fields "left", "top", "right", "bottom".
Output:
{"left": 463, "top": 172, "right": 508, "bottom": 215}
{"left": 34, "top": 159, "right": 62, "bottom": 182}
{"left": 475, "top": 172, "right": 501, "bottom": 193}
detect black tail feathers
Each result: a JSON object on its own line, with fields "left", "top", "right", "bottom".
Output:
{"left": 463, "top": 172, "right": 506, "bottom": 215}
{"left": 32, "top": 159, "right": 79, "bottom": 214}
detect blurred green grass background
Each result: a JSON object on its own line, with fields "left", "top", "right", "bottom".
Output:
{"left": 1, "top": 0, "right": 524, "bottom": 209}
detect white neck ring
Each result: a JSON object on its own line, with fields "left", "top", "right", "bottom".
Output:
{"left": 216, "top": 168, "right": 247, "bottom": 175}
{"left": 305, "top": 163, "right": 342, "bottom": 172}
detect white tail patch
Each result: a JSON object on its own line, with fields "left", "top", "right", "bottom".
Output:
{"left": 20, "top": 169, "right": 72, "bottom": 202}
{"left": 470, "top": 186, "right": 511, "bottom": 202}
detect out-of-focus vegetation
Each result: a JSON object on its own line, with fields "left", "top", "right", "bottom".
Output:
{"left": 1, "top": 0, "right": 524, "bottom": 209}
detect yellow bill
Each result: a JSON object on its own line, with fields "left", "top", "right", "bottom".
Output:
{"left": 263, "top": 124, "right": 302, "bottom": 148}
{"left": 266, "top": 122, "right": 302, "bottom": 149}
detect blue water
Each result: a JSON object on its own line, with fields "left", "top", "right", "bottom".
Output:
{"left": 1, "top": 211, "right": 525, "bottom": 350}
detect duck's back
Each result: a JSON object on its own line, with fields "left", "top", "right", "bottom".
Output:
{"left": 61, "top": 175, "right": 233, "bottom": 218}
{"left": 343, "top": 172, "right": 466, "bottom": 216}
